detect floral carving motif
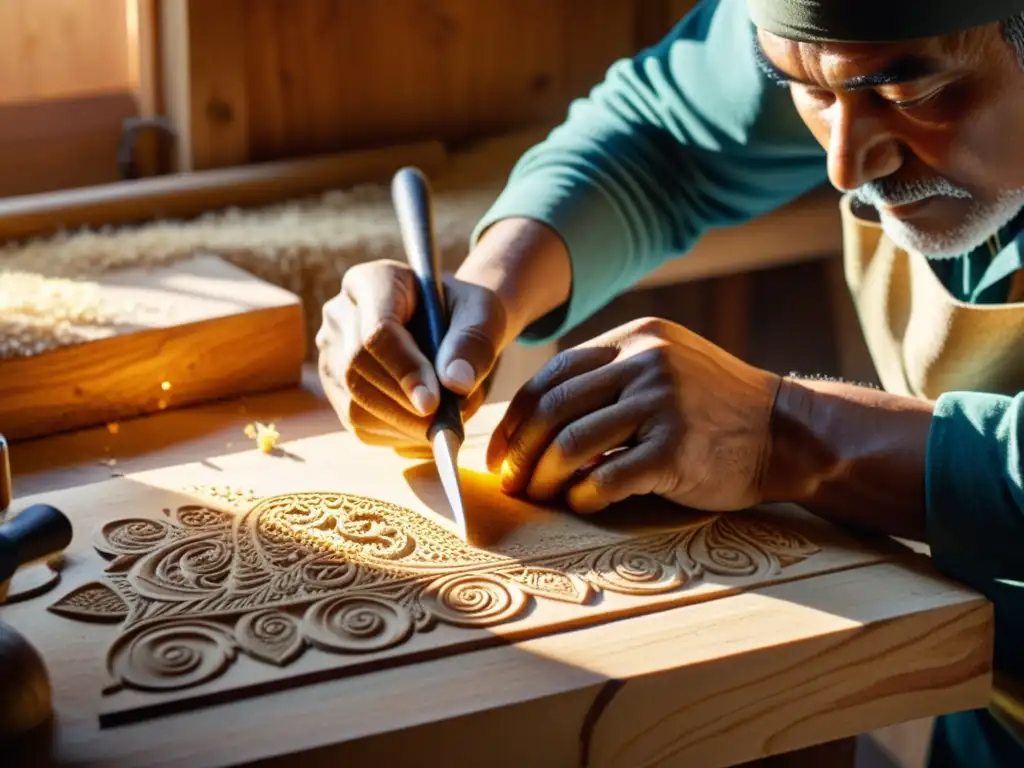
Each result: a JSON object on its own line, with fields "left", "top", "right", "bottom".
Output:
{"left": 49, "top": 491, "right": 820, "bottom": 696}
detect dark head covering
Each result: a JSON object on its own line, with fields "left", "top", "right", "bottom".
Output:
{"left": 748, "top": 0, "right": 1024, "bottom": 42}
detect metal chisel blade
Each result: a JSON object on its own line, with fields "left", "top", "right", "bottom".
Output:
{"left": 431, "top": 428, "right": 467, "bottom": 540}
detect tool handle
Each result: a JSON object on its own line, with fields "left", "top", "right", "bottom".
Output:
{"left": 0, "top": 504, "right": 72, "bottom": 584}
{"left": 0, "top": 434, "right": 10, "bottom": 514}
{"left": 391, "top": 166, "right": 464, "bottom": 442}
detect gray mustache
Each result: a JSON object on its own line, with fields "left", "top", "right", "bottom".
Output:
{"left": 854, "top": 177, "right": 972, "bottom": 207}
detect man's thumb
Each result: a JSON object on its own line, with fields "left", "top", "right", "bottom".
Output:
{"left": 435, "top": 288, "right": 506, "bottom": 396}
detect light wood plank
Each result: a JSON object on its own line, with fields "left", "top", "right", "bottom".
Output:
{"left": 0, "top": 139, "right": 446, "bottom": 242}
{"left": 5, "top": 395, "right": 992, "bottom": 768}
{"left": 0, "top": 255, "right": 304, "bottom": 441}
{"left": 7, "top": 413, "right": 893, "bottom": 723}
{"left": 0, "top": 400, "right": 993, "bottom": 766}
{"left": 9, "top": 365, "right": 335, "bottom": 498}
{"left": 2, "top": 560, "right": 989, "bottom": 767}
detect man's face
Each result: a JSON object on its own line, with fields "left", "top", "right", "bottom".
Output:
{"left": 756, "top": 24, "right": 1024, "bottom": 256}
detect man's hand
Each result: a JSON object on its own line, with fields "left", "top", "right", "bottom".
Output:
{"left": 487, "top": 317, "right": 782, "bottom": 514}
{"left": 316, "top": 260, "right": 509, "bottom": 453}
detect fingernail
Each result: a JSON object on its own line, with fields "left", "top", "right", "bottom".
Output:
{"left": 499, "top": 458, "right": 514, "bottom": 490}
{"left": 445, "top": 359, "right": 475, "bottom": 392}
{"left": 410, "top": 385, "right": 435, "bottom": 415}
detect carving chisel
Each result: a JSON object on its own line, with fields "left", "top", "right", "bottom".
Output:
{"left": 391, "top": 166, "right": 468, "bottom": 540}
{"left": 0, "top": 434, "right": 10, "bottom": 515}
{"left": 0, "top": 503, "right": 73, "bottom": 596}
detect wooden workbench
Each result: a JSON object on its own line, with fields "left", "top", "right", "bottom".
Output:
{"left": 3, "top": 366, "right": 992, "bottom": 768}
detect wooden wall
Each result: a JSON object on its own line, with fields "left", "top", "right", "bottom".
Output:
{"left": 0, "top": 0, "right": 132, "bottom": 104}
{"left": 0, "top": 0, "right": 138, "bottom": 197}
{"left": 164, "top": 0, "right": 700, "bottom": 170}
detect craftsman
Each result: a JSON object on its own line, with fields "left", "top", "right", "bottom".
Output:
{"left": 316, "top": 0, "right": 1024, "bottom": 764}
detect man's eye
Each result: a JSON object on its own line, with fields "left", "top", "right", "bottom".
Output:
{"left": 888, "top": 86, "right": 945, "bottom": 111}
{"left": 795, "top": 84, "right": 834, "bottom": 104}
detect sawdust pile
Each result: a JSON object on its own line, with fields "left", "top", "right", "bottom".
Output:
{"left": 0, "top": 129, "right": 545, "bottom": 359}
{"left": 0, "top": 272, "right": 121, "bottom": 357}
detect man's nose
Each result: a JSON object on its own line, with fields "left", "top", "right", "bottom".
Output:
{"left": 826, "top": 98, "right": 902, "bottom": 192}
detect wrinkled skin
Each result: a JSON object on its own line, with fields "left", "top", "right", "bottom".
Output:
{"left": 316, "top": 260, "right": 507, "bottom": 458}
{"left": 756, "top": 21, "right": 1024, "bottom": 256}
{"left": 487, "top": 317, "right": 779, "bottom": 514}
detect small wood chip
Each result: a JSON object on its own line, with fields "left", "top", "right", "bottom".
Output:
{"left": 244, "top": 422, "right": 280, "bottom": 454}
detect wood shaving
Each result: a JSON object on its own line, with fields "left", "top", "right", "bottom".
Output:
{"left": 0, "top": 272, "right": 128, "bottom": 359}
{"left": 0, "top": 130, "right": 541, "bottom": 361}
{"left": 244, "top": 422, "right": 280, "bottom": 454}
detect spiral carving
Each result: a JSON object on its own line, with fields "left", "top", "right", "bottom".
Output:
{"left": 97, "top": 518, "right": 171, "bottom": 555}
{"left": 107, "top": 621, "right": 235, "bottom": 692}
{"left": 421, "top": 573, "right": 528, "bottom": 627}
{"left": 303, "top": 595, "right": 413, "bottom": 653}
{"left": 728, "top": 516, "right": 820, "bottom": 565}
{"left": 689, "top": 518, "right": 772, "bottom": 578}
{"left": 300, "top": 559, "right": 359, "bottom": 590}
{"left": 172, "top": 505, "right": 232, "bottom": 530}
{"left": 588, "top": 546, "right": 684, "bottom": 595}
{"left": 258, "top": 497, "right": 331, "bottom": 533}
{"left": 54, "top": 490, "right": 825, "bottom": 705}
{"left": 130, "top": 535, "right": 234, "bottom": 601}
{"left": 235, "top": 609, "right": 303, "bottom": 666}
{"left": 335, "top": 511, "right": 415, "bottom": 560}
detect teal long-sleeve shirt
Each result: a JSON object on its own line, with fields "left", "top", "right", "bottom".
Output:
{"left": 471, "top": 0, "right": 1024, "bottom": 765}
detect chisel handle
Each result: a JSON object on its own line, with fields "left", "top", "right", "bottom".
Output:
{"left": 391, "top": 166, "right": 465, "bottom": 443}
{"left": 0, "top": 504, "right": 72, "bottom": 585}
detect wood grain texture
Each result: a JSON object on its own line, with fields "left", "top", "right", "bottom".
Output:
{"left": 4, "top": 400, "right": 994, "bottom": 767}
{"left": 0, "top": 92, "right": 137, "bottom": 197}
{"left": 3, "top": 557, "right": 990, "bottom": 767}
{"left": 162, "top": 0, "right": 639, "bottom": 166}
{"left": 0, "top": 255, "right": 304, "bottom": 441}
{"left": 19, "top": 416, "right": 894, "bottom": 726}
{"left": 186, "top": 0, "right": 249, "bottom": 170}
{"left": 9, "top": 364, "right": 337, "bottom": 497}
{"left": 0, "top": 139, "right": 446, "bottom": 242}
{"left": 156, "top": 0, "right": 715, "bottom": 170}
{"left": 0, "top": 0, "right": 131, "bottom": 104}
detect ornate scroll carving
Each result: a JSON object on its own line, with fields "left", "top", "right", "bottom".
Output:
{"left": 49, "top": 490, "right": 820, "bottom": 697}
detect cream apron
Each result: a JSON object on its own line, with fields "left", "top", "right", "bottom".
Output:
{"left": 841, "top": 193, "right": 1024, "bottom": 400}
{"left": 839, "top": 192, "right": 1024, "bottom": 738}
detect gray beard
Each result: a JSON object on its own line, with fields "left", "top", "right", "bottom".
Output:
{"left": 878, "top": 193, "right": 1024, "bottom": 259}
{"left": 853, "top": 179, "right": 1024, "bottom": 259}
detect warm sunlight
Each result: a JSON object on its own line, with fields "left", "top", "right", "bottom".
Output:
{"left": 0, "top": 0, "right": 144, "bottom": 196}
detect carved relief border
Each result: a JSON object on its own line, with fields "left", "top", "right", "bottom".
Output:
{"left": 49, "top": 488, "right": 821, "bottom": 698}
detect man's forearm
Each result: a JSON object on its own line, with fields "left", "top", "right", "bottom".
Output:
{"left": 456, "top": 217, "right": 572, "bottom": 348}
{"left": 763, "top": 376, "right": 935, "bottom": 541}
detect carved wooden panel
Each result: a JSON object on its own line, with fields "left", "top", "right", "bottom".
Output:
{"left": 34, "top": 429, "right": 891, "bottom": 727}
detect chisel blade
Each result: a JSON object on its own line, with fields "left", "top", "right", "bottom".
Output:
{"left": 431, "top": 427, "right": 467, "bottom": 541}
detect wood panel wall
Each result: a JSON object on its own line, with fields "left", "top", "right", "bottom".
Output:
{"left": 163, "top": 0, "right": 700, "bottom": 171}
{"left": 0, "top": 0, "right": 139, "bottom": 197}
{"left": 0, "top": 0, "right": 132, "bottom": 104}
